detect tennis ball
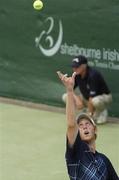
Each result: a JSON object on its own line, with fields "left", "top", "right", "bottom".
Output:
{"left": 33, "top": 0, "right": 43, "bottom": 10}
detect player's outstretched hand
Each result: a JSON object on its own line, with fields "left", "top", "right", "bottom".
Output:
{"left": 57, "top": 71, "right": 76, "bottom": 91}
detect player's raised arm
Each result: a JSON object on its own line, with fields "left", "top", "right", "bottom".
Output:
{"left": 57, "top": 71, "right": 78, "bottom": 145}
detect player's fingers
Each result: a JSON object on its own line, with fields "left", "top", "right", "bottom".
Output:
{"left": 61, "top": 74, "right": 68, "bottom": 81}
{"left": 57, "top": 71, "right": 63, "bottom": 79}
{"left": 57, "top": 71, "right": 68, "bottom": 81}
{"left": 63, "top": 74, "right": 68, "bottom": 79}
{"left": 72, "top": 72, "right": 76, "bottom": 79}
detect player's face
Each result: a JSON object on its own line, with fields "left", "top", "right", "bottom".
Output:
{"left": 78, "top": 119, "right": 96, "bottom": 142}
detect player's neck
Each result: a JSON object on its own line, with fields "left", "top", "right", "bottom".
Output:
{"left": 88, "top": 141, "right": 96, "bottom": 153}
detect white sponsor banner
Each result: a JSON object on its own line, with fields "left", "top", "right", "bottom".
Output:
{"left": 35, "top": 17, "right": 119, "bottom": 70}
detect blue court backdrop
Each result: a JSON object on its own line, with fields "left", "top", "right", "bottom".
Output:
{"left": 0, "top": 0, "right": 119, "bottom": 117}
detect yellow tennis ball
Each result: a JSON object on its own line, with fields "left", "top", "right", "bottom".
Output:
{"left": 33, "top": 0, "right": 43, "bottom": 10}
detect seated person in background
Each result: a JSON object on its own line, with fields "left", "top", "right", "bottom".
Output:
{"left": 62, "top": 55, "right": 112, "bottom": 124}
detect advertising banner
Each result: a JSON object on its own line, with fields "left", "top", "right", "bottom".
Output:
{"left": 0, "top": 0, "right": 119, "bottom": 117}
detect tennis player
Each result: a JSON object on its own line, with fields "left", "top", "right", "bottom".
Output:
{"left": 57, "top": 71, "right": 118, "bottom": 180}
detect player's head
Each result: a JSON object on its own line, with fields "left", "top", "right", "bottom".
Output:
{"left": 77, "top": 113, "right": 97, "bottom": 142}
{"left": 71, "top": 55, "right": 88, "bottom": 76}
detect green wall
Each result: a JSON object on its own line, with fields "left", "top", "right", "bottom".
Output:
{"left": 0, "top": 0, "right": 119, "bottom": 117}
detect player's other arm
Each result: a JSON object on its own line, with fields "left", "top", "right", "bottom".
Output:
{"left": 57, "top": 71, "right": 78, "bottom": 146}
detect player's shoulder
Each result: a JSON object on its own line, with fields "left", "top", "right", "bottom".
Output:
{"left": 97, "top": 152, "right": 119, "bottom": 178}
{"left": 96, "top": 151, "right": 111, "bottom": 164}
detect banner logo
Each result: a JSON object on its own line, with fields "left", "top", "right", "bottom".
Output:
{"left": 35, "top": 17, "right": 119, "bottom": 70}
{"left": 35, "top": 17, "right": 63, "bottom": 56}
